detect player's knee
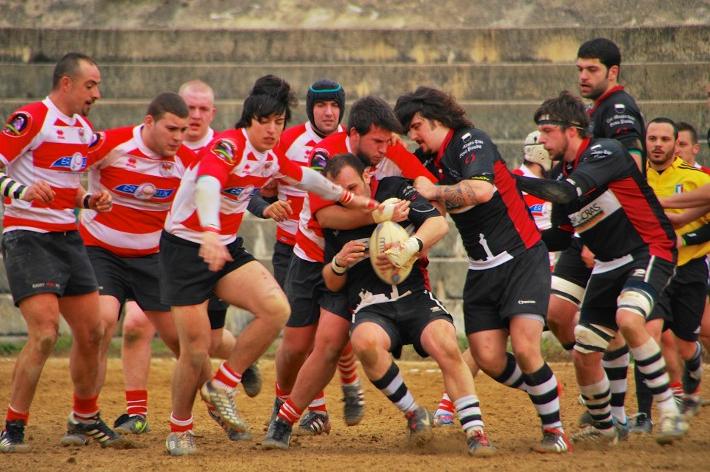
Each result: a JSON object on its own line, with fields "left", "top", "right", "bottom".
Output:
{"left": 350, "top": 328, "right": 377, "bottom": 357}
{"left": 259, "top": 290, "right": 291, "bottom": 328}
{"left": 123, "top": 315, "right": 153, "bottom": 343}
{"left": 573, "top": 323, "right": 614, "bottom": 354}
{"left": 29, "top": 326, "right": 59, "bottom": 357}
{"left": 617, "top": 288, "right": 653, "bottom": 320}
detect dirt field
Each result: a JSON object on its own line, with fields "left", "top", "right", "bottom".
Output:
{"left": 0, "top": 357, "right": 708, "bottom": 471}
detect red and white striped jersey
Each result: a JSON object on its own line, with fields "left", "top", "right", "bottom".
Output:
{"left": 164, "top": 128, "right": 305, "bottom": 245}
{"left": 0, "top": 97, "right": 95, "bottom": 233}
{"left": 79, "top": 125, "right": 196, "bottom": 257}
{"left": 293, "top": 131, "right": 436, "bottom": 263}
{"left": 274, "top": 121, "right": 343, "bottom": 246}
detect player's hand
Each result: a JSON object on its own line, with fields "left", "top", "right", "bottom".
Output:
{"left": 199, "top": 230, "right": 233, "bottom": 272}
{"left": 390, "top": 199, "right": 411, "bottom": 222}
{"left": 374, "top": 253, "right": 397, "bottom": 273}
{"left": 89, "top": 190, "right": 112, "bottom": 212}
{"left": 372, "top": 198, "right": 410, "bottom": 223}
{"left": 580, "top": 244, "right": 595, "bottom": 269}
{"left": 21, "top": 180, "right": 55, "bottom": 203}
{"left": 260, "top": 178, "right": 278, "bottom": 199}
{"left": 264, "top": 200, "right": 293, "bottom": 222}
{"left": 385, "top": 236, "right": 420, "bottom": 268}
{"left": 414, "top": 177, "right": 438, "bottom": 201}
{"left": 335, "top": 240, "right": 367, "bottom": 268}
{"left": 389, "top": 133, "right": 403, "bottom": 147}
{"left": 342, "top": 192, "right": 379, "bottom": 212}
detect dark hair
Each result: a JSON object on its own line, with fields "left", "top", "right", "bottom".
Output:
{"left": 235, "top": 75, "right": 297, "bottom": 128}
{"left": 648, "top": 117, "right": 678, "bottom": 140}
{"left": 147, "top": 92, "right": 188, "bottom": 120}
{"left": 347, "top": 96, "right": 403, "bottom": 135}
{"left": 676, "top": 121, "right": 698, "bottom": 144}
{"left": 394, "top": 86, "right": 473, "bottom": 132}
{"left": 52, "top": 52, "right": 97, "bottom": 90}
{"left": 577, "top": 38, "right": 621, "bottom": 70}
{"left": 307, "top": 79, "right": 346, "bottom": 131}
{"left": 534, "top": 91, "right": 590, "bottom": 137}
{"left": 323, "top": 153, "right": 367, "bottom": 180}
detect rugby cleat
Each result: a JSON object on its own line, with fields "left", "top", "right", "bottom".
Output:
{"left": 681, "top": 394, "right": 702, "bottom": 418}
{"left": 296, "top": 411, "right": 331, "bottom": 436}
{"left": 655, "top": 413, "right": 688, "bottom": 445}
{"left": 0, "top": 420, "right": 30, "bottom": 453}
{"left": 466, "top": 429, "right": 496, "bottom": 457}
{"left": 165, "top": 431, "right": 197, "bottom": 456}
{"left": 571, "top": 424, "right": 618, "bottom": 445}
{"left": 532, "top": 427, "right": 572, "bottom": 453}
{"left": 114, "top": 413, "right": 150, "bottom": 434}
{"left": 242, "top": 364, "right": 263, "bottom": 398}
{"left": 262, "top": 417, "right": 293, "bottom": 450}
{"left": 207, "top": 407, "right": 252, "bottom": 441}
{"left": 266, "top": 397, "right": 285, "bottom": 426}
{"left": 342, "top": 383, "right": 365, "bottom": 426}
{"left": 200, "top": 380, "right": 247, "bottom": 433}
{"left": 433, "top": 412, "right": 455, "bottom": 427}
{"left": 405, "top": 406, "right": 433, "bottom": 445}
{"left": 62, "top": 413, "right": 134, "bottom": 449}
{"left": 628, "top": 412, "right": 653, "bottom": 434}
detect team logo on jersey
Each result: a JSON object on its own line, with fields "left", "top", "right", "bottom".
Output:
{"left": 614, "top": 103, "right": 626, "bottom": 113}
{"left": 310, "top": 148, "right": 329, "bottom": 171}
{"left": 114, "top": 183, "right": 174, "bottom": 200}
{"left": 56, "top": 129, "right": 65, "bottom": 139}
{"left": 529, "top": 203, "right": 545, "bottom": 215}
{"left": 2, "top": 111, "right": 31, "bottom": 138}
{"left": 159, "top": 161, "right": 175, "bottom": 177}
{"left": 78, "top": 128, "right": 88, "bottom": 143}
{"left": 223, "top": 184, "right": 254, "bottom": 201}
{"left": 51, "top": 152, "right": 87, "bottom": 171}
{"left": 212, "top": 139, "right": 237, "bottom": 165}
{"left": 89, "top": 131, "right": 106, "bottom": 150}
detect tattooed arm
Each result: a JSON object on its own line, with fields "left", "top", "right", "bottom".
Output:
{"left": 414, "top": 177, "right": 493, "bottom": 211}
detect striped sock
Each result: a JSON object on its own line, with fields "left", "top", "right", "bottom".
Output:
{"left": 6, "top": 405, "right": 29, "bottom": 425}
{"left": 524, "top": 363, "right": 562, "bottom": 430}
{"left": 213, "top": 361, "right": 242, "bottom": 392}
{"left": 275, "top": 382, "right": 290, "bottom": 402}
{"left": 579, "top": 377, "right": 613, "bottom": 431}
{"left": 169, "top": 413, "right": 193, "bottom": 433}
{"left": 493, "top": 352, "right": 529, "bottom": 392}
{"left": 72, "top": 394, "right": 99, "bottom": 422}
{"left": 308, "top": 391, "right": 328, "bottom": 413}
{"left": 126, "top": 389, "right": 148, "bottom": 417}
{"left": 683, "top": 341, "right": 703, "bottom": 395}
{"left": 277, "top": 398, "right": 303, "bottom": 425}
{"left": 603, "top": 345, "right": 629, "bottom": 424}
{"left": 371, "top": 362, "right": 417, "bottom": 414}
{"left": 338, "top": 342, "right": 360, "bottom": 386}
{"left": 435, "top": 393, "right": 455, "bottom": 416}
{"left": 631, "top": 338, "right": 678, "bottom": 416}
{"left": 454, "top": 394, "right": 483, "bottom": 432}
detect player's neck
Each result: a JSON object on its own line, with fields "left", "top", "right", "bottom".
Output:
{"left": 47, "top": 91, "right": 76, "bottom": 117}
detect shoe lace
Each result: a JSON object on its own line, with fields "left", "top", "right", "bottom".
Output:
{"left": 83, "top": 415, "right": 118, "bottom": 440}
{"left": 468, "top": 429, "right": 489, "bottom": 447}
{"left": 272, "top": 419, "right": 291, "bottom": 440}
{"left": 302, "top": 412, "right": 329, "bottom": 434}
{"left": 342, "top": 386, "right": 364, "bottom": 408}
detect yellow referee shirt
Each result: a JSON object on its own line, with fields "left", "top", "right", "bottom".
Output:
{"left": 647, "top": 156, "right": 710, "bottom": 266}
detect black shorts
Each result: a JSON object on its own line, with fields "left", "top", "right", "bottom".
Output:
{"left": 649, "top": 257, "right": 707, "bottom": 342}
{"left": 2, "top": 230, "right": 97, "bottom": 306}
{"left": 580, "top": 251, "right": 675, "bottom": 332}
{"left": 159, "top": 231, "right": 255, "bottom": 307}
{"left": 207, "top": 295, "right": 228, "bottom": 329}
{"left": 86, "top": 246, "right": 169, "bottom": 313}
{"left": 353, "top": 290, "right": 453, "bottom": 358}
{"left": 272, "top": 240, "right": 294, "bottom": 289}
{"left": 463, "top": 242, "right": 550, "bottom": 334}
{"left": 551, "top": 237, "right": 593, "bottom": 305}
{"left": 283, "top": 255, "right": 349, "bottom": 327}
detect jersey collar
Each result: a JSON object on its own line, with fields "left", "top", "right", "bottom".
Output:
{"left": 564, "top": 137, "right": 591, "bottom": 176}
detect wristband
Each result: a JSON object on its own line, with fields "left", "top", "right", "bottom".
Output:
{"left": 331, "top": 257, "right": 347, "bottom": 275}
{"left": 339, "top": 190, "right": 353, "bottom": 205}
{"left": 82, "top": 193, "right": 92, "bottom": 209}
{"left": 0, "top": 174, "right": 28, "bottom": 199}
{"left": 414, "top": 236, "right": 424, "bottom": 252}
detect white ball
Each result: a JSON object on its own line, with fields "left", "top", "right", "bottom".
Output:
{"left": 369, "top": 221, "right": 414, "bottom": 285}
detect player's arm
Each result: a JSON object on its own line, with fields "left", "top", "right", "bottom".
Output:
{"left": 246, "top": 191, "right": 291, "bottom": 222}
{"left": 540, "top": 204, "right": 573, "bottom": 251}
{"left": 315, "top": 198, "right": 410, "bottom": 230}
{"left": 660, "top": 184, "right": 710, "bottom": 209}
{"left": 514, "top": 175, "right": 579, "bottom": 204}
{"left": 665, "top": 205, "right": 710, "bottom": 228}
{"left": 75, "top": 186, "right": 112, "bottom": 212}
{"left": 323, "top": 238, "right": 365, "bottom": 292}
{"left": 0, "top": 168, "right": 54, "bottom": 203}
{"left": 679, "top": 221, "right": 710, "bottom": 247}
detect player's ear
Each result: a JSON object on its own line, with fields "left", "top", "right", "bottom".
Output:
{"left": 607, "top": 64, "right": 620, "bottom": 82}
{"left": 143, "top": 114, "right": 154, "bottom": 128}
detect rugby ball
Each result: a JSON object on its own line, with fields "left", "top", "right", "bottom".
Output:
{"left": 369, "top": 221, "right": 414, "bottom": 285}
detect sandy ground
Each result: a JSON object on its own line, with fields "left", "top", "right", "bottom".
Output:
{"left": 0, "top": 357, "right": 709, "bottom": 471}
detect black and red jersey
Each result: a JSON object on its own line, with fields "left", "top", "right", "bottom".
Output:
{"left": 588, "top": 85, "right": 645, "bottom": 156}
{"left": 323, "top": 176, "right": 438, "bottom": 312}
{"left": 552, "top": 137, "right": 676, "bottom": 263}
{"left": 428, "top": 127, "right": 540, "bottom": 268}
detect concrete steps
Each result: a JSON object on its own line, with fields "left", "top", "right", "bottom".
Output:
{"left": 2, "top": 26, "right": 708, "bottom": 63}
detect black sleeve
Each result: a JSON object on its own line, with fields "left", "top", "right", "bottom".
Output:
{"left": 681, "top": 222, "right": 710, "bottom": 246}
{"left": 456, "top": 130, "right": 497, "bottom": 183}
{"left": 246, "top": 191, "right": 277, "bottom": 219}
{"left": 378, "top": 177, "right": 441, "bottom": 229}
{"left": 323, "top": 229, "right": 343, "bottom": 263}
{"left": 567, "top": 140, "right": 630, "bottom": 194}
{"left": 514, "top": 174, "right": 578, "bottom": 204}
{"left": 541, "top": 227, "right": 573, "bottom": 252}
{"left": 598, "top": 99, "right": 644, "bottom": 153}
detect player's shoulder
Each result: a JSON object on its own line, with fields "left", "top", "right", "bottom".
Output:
{"left": 1, "top": 101, "right": 48, "bottom": 139}
{"left": 600, "top": 89, "right": 641, "bottom": 114}
{"left": 204, "top": 129, "right": 245, "bottom": 166}
{"left": 279, "top": 123, "right": 308, "bottom": 144}
{"left": 316, "top": 130, "right": 348, "bottom": 153}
